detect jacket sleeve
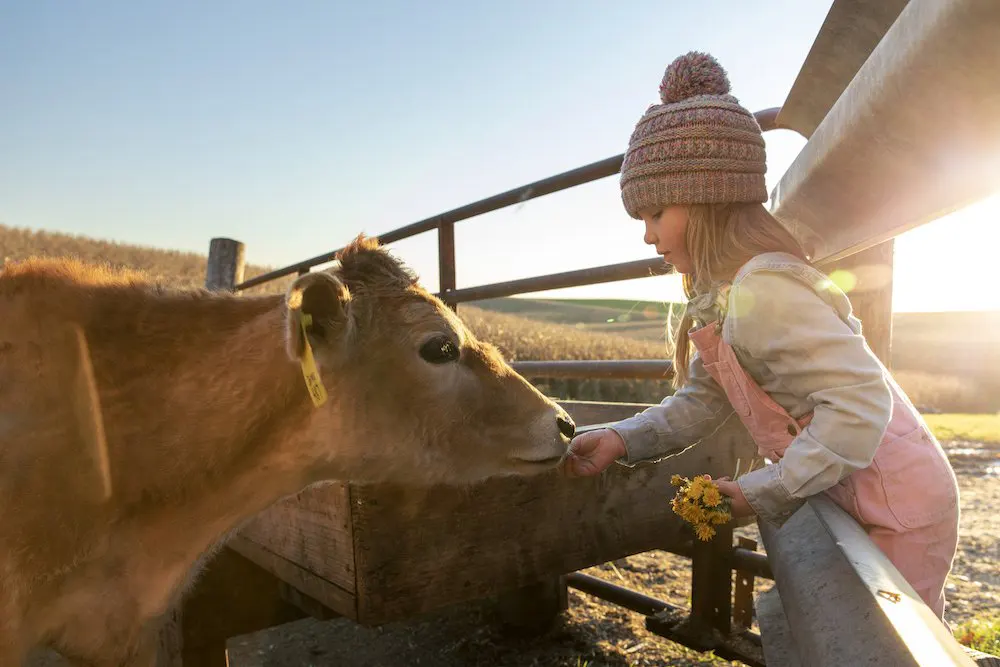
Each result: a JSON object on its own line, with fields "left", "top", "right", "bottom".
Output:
{"left": 730, "top": 269, "right": 893, "bottom": 526}
{"left": 608, "top": 351, "right": 735, "bottom": 465}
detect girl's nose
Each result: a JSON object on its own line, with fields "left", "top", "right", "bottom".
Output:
{"left": 643, "top": 226, "right": 657, "bottom": 246}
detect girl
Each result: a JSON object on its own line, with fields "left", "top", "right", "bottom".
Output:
{"left": 563, "top": 51, "right": 960, "bottom": 621}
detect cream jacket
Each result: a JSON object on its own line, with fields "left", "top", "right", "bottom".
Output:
{"left": 609, "top": 252, "right": 895, "bottom": 524}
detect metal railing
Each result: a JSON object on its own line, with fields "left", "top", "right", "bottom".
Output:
{"left": 236, "top": 106, "right": 782, "bottom": 294}
{"left": 228, "top": 107, "right": 780, "bottom": 380}
{"left": 757, "top": 496, "right": 978, "bottom": 666}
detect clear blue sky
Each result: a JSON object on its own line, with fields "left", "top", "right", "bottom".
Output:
{"left": 2, "top": 1, "right": 998, "bottom": 312}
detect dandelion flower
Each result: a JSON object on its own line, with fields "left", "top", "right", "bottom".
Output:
{"left": 710, "top": 509, "right": 731, "bottom": 525}
{"left": 687, "top": 477, "right": 706, "bottom": 501}
{"left": 669, "top": 473, "right": 732, "bottom": 542}
{"left": 696, "top": 524, "right": 716, "bottom": 541}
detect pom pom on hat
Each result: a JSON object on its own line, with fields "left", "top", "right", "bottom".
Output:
{"left": 659, "top": 51, "right": 731, "bottom": 104}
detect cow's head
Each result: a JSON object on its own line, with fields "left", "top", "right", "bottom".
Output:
{"left": 283, "top": 236, "right": 574, "bottom": 485}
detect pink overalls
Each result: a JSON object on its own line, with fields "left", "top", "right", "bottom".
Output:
{"left": 689, "top": 320, "right": 960, "bottom": 620}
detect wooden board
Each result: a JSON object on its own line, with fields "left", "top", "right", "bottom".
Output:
{"left": 231, "top": 400, "right": 756, "bottom": 626}
{"left": 348, "top": 406, "right": 756, "bottom": 625}
{"left": 236, "top": 482, "right": 355, "bottom": 595}
{"left": 226, "top": 536, "right": 356, "bottom": 620}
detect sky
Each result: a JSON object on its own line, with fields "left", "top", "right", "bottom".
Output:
{"left": 2, "top": 1, "right": 998, "bottom": 313}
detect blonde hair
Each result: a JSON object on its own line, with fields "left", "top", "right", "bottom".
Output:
{"left": 668, "top": 203, "right": 809, "bottom": 388}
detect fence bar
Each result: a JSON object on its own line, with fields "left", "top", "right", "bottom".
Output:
{"left": 438, "top": 222, "right": 457, "bottom": 309}
{"left": 754, "top": 106, "right": 781, "bottom": 132}
{"left": 377, "top": 154, "right": 626, "bottom": 244}
{"left": 440, "top": 257, "right": 672, "bottom": 304}
{"left": 666, "top": 540, "right": 773, "bottom": 581}
{"left": 733, "top": 537, "right": 760, "bottom": 630}
{"left": 233, "top": 156, "right": 624, "bottom": 290}
{"left": 565, "top": 572, "right": 679, "bottom": 617}
{"left": 512, "top": 359, "right": 672, "bottom": 380}
{"left": 758, "top": 496, "right": 975, "bottom": 666}
{"left": 232, "top": 107, "right": 780, "bottom": 292}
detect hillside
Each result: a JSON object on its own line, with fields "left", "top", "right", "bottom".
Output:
{"left": 3, "top": 223, "right": 998, "bottom": 410}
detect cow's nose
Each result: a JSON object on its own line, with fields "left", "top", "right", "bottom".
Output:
{"left": 557, "top": 414, "right": 576, "bottom": 439}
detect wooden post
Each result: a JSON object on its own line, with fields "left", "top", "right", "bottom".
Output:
{"left": 821, "top": 239, "right": 895, "bottom": 366}
{"left": 732, "top": 537, "right": 758, "bottom": 630}
{"left": 495, "top": 576, "right": 569, "bottom": 636}
{"left": 205, "top": 238, "right": 246, "bottom": 292}
{"left": 689, "top": 524, "right": 734, "bottom": 635}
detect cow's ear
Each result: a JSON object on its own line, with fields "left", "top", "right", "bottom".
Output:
{"left": 284, "top": 271, "right": 352, "bottom": 363}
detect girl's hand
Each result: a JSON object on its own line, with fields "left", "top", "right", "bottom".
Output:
{"left": 561, "top": 429, "right": 627, "bottom": 477}
{"left": 714, "top": 476, "right": 756, "bottom": 519}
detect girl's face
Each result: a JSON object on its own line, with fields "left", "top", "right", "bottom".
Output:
{"left": 639, "top": 205, "right": 692, "bottom": 274}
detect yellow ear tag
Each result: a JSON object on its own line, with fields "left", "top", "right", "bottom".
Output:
{"left": 298, "top": 313, "right": 328, "bottom": 407}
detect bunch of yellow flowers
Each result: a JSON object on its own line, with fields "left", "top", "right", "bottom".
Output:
{"left": 670, "top": 474, "right": 732, "bottom": 541}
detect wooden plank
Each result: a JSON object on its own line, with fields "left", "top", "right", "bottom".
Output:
{"left": 348, "top": 416, "right": 757, "bottom": 625}
{"left": 236, "top": 482, "right": 356, "bottom": 595}
{"left": 227, "top": 536, "right": 357, "bottom": 620}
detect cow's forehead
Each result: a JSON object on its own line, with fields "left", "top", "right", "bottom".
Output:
{"left": 391, "top": 292, "right": 467, "bottom": 339}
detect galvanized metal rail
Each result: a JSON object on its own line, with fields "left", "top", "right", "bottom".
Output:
{"left": 758, "top": 496, "right": 978, "bottom": 666}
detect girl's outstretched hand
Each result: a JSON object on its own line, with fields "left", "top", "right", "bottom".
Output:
{"left": 561, "top": 428, "right": 626, "bottom": 477}
{"left": 714, "top": 476, "right": 756, "bottom": 519}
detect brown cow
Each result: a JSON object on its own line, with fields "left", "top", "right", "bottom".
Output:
{"left": 0, "top": 236, "right": 575, "bottom": 666}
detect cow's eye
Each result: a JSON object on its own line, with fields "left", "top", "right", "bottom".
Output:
{"left": 419, "top": 336, "right": 460, "bottom": 364}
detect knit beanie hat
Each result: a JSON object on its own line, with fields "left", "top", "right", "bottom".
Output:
{"left": 620, "top": 52, "right": 768, "bottom": 219}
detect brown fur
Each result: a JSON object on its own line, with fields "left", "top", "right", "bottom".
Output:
{"left": 0, "top": 236, "right": 574, "bottom": 666}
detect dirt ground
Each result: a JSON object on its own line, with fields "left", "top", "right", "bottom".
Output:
{"left": 223, "top": 439, "right": 1000, "bottom": 667}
